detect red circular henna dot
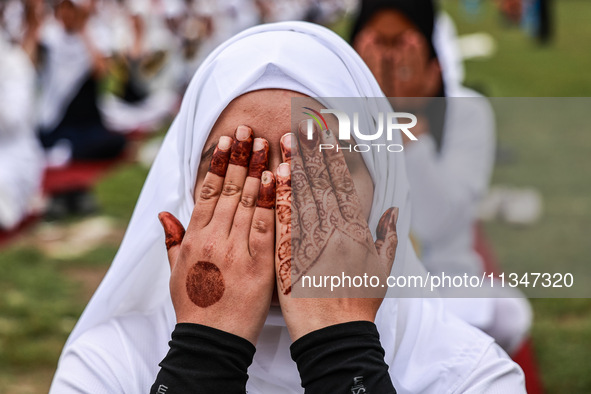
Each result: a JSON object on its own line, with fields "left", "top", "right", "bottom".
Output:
{"left": 185, "top": 261, "right": 225, "bottom": 308}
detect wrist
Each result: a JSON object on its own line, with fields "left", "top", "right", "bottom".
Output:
{"left": 287, "top": 312, "right": 376, "bottom": 342}
{"left": 177, "top": 302, "right": 268, "bottom": 345}
{"left": 291, "top": 320, "right": 380, "bottom": 357}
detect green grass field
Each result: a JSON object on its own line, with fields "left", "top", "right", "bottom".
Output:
{"left": 447, "top": 1, "right": 591, "bottom": 391}
{"left": 1, "top": 1, "right": 590, "bottom": 392}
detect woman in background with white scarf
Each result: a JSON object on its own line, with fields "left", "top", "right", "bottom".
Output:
{"left": 351, "top": 0, "right": 532, "bottom": 355}
{"left": 51, "top": 22, "right": 525, "bottom": 393}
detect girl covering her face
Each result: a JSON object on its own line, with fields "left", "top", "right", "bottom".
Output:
{"left": 51, "top": 22, "right": 524, "bottom": 393}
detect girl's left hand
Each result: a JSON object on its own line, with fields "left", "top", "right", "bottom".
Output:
{"left": 274, "top": 126, "right": 399, "bottom": 341}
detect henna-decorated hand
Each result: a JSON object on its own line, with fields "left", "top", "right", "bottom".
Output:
{"left": 275, "top": 125, "right": 399, "bottom": 341}
{"left": 158, "top": 126, "right": 276, "bottom": 345}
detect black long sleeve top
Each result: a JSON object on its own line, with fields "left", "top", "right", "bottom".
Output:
{"left": 151, "top": 321, "right": 396, "bottom": 394}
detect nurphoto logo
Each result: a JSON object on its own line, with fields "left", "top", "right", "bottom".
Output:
{"left": 302, "top": 106, "right": 417, "bottom": 152}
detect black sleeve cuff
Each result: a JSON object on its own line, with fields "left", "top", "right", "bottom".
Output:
{"left": 290, "top": 321, "right": 396, "bottom": 394}
{"left": 150, "top": 323, "right": 255, "bottom": 394}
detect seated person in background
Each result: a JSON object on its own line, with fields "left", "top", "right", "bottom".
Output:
{"left": 0, "top": 23, "right": 43, "bottom": 230}
{"left": 352, "top": 0, "right": 532, "bottom": 355}
{"left": 33, "top": 0, "right": 125, "bottom": 164}
{"left": 96, "top": 0, "right": 179, "bottom": 133}
{"left": 50, "top": 22, "right": 525, "bottom": 393}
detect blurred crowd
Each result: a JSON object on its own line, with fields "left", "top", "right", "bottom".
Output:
{"left": 0, "top": 0, "right": 354, "bottom": 229}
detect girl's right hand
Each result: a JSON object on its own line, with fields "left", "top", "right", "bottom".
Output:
{"left": 158, "top": 125, "right": 276, "bottom": 345}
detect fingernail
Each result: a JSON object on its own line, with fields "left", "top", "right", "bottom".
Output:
{"left": 218, "top": 136, "right": 232, "bottom": 150}
{"left": 236, "top": 125, "right": 251, "bottom": 141}
{"left": 376, "top": 207, "right": 395, "bottom": 240}
{"left": 253, "top": 137, "right": 266, "bottom": 151}
{"left": 262, "top": 171, "right": 273, "bottom": 184}
{"left": 257, "top": 171, "right": 275, "bottom": 209}
{"left": 390, "top": 207, "right": 399, "bottom": 230}
{"left": 277, "top": 162, "right": 290, "bottom": 177}
{"left": 158, "top": 211, "right": 185, "bottom": 250}
{"left": 299, "top": 120, "right": 318, "bottom": 150}
{"left": 281, "top": 133, "right": 293, "bottom": 162}
{"left": 323, "top": 128, "right": 335, "bottom": 143}
{"left": 248, "top": 138, "right": 269, "bottom": 178}
{"left": 281, "top": 133, "right": 292, "bottom": 148}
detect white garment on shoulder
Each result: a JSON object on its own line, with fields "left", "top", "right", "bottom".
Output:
{"left": 51, "top": 310, "right": 172, "bottom": 393}
{"left": 52, "top": 302, "right": 524, "bottom": 394}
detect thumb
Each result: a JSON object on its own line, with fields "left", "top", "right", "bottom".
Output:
{"left": 158, "top": 211, "right": 185, "bottom": 271}
{"left": 375, "top": 207, "right": 399, "bottom": 272}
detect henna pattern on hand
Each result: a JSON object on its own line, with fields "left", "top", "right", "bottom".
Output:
{"left": 186, "top": 261, "right": 225, "bottom": 308}
{"left": 208, "top": 142, "right": 232, "bottom": 177}
{"left": 257, "top": 171, "right": 276, "bottom": 209}
{"left": 321, "top": 129, "right": 370, "bottom": 240}
{"left": 276, "top": 166, "right": 292, "bottom": 294}
{"left": 375, "top": 207, "right": 399, "bottom": 262}
{"left": 287, "top": 128, "right": 375, "bottom": 289}
{"left": 248, "top": 138, "right": 269, "bottom": 178}
{"left": 159, "top": 212, "right": 186, "bottom": 250}
{"left": 229, "top": 126, "right": 253, "bottom": 167}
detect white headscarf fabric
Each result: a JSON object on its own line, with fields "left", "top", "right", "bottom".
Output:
{"left": 55, "top": 21, "right": 510, "bottom": 394}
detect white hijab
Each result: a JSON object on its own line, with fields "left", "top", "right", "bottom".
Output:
{"left": 58, "top": 22, "right": 497, "bottom": 393}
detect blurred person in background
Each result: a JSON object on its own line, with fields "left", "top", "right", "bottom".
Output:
{"left": 254, "top": 0, "right": 350, "bottom": 25}
{"left": 30, "top": 0, "right": 126, "bottom": 165}
{"left": 0, "top": 4, "right": 43, "bottom": 230}
{"left": 351, "top": 0, "right": 532, "bottom": 355}
{"left": 96, "top": 0, "right": 180, "bottom": 133}
{"left": 143, "top": 0, "right": 262, "bottom": 90}
{"left": 254, "top": 0, "right": 310, "bottom": 23}
{"left": 163, "top": 0, "right": 219, "bottom": 88}
{"left": 302, "top": 0, "right": 352, "bottom": 25}
{"left": 180, "top": 0, "right": 260, "bottom": 83}
{"left": 1, "top": 0, "right": 30, "bottom": 43}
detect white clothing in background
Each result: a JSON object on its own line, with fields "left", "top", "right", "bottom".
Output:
{"left": 405, "top": 90, "right": 495, "bottom": 278}
{"left": 50, "top": 22, "right": 525, "bottom": 394}
{"left": 99, "top": 91, "right": 178, "bottom": 132}
{"left": 433, "top": 11, "right": 466, "bottom": 92}
{"left": 93, "top": 0, "right": 134, "bottom": 54}
{"left": 93, "top": 0, "right": 181, "bottom": 132}
{"left": 404, "top": 91, "right": 531, "bottom": 355}
{"left": 0, "top": 0, "right": 25, "bottom": 42}
{"left": 403, "top": 90, "right": 499, "bottom": 328}
{"left": 37, "top": 18, "right": 112, "bottom": 131}
{"left": 0, "top": 35, "right": 43, "bottom": 229}
{"left": 404, "top": 12, "right": 533, "bottom": 353}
